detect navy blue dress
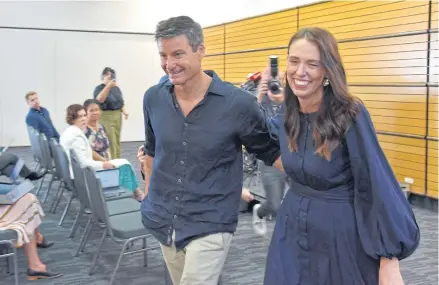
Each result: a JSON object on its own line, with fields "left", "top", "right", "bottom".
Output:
{"left": 264, "top": 104, "right": 420, "bottom": 285}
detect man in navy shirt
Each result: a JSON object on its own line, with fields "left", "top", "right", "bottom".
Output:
{"left": 25, "top": 91, "right": 60, "bottom": 141}
{"left": 142, "top": 16, "right": 282, "bottom": 285}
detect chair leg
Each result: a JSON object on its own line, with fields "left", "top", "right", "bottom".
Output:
{"left": 75, "top": 216, "right": 93, "bottom": 256}
{"left": 50, "top": 182, "right": 64, "bottom": 213}
{"left": 109, "top": 239, "right": 130, "bottom": 285}
{"left": 89, "top": 228, "right": 108, "bottom": 275}
{"left": 35, "top": 174, "right": 46, "bottom": 196}
{"left": 12, "top": 246, "right": 18, "bottom": 285}
{"left": 42, "top": 174, "right": 54, "bottom": 204}
{"left": 59, "top": 194, "right": 74, "bottom": 226}
{"left": 5, "top": 247, "right": 10, "bottom": 274}
{"left": 143, "top": 238, "right": 148, "bottom": 267}
{"left": 68, "top": 205, "right": 84, "bottom": 238}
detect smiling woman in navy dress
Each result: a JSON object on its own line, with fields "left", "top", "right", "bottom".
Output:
{"left": 263, "top": 27, "right": 420, "bottom": 285}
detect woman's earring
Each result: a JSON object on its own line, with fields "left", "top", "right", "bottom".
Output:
{"left": 323, "top": 78, "right": 330, "bottom": 86}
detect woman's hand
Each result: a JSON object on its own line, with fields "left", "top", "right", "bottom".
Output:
{"left": 379, "top": 258, "right": 405, "bottom": 285}
{"left": 103, "top": 161, "right": 116, "bottom": 169}
{"left": 121, "top": 106, "right": 129, "bottom": 120}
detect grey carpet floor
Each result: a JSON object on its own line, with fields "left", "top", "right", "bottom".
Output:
{"left": 0, "top": 142, "right": 437, "bottom": 285}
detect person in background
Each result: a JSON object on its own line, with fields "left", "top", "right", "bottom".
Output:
{"left": 83, "top": 99, "right": 111, "bottom": 161}
{"left": 0, "top": 152, "right": 44, "bottom": 181}
{"left": 252, "top": 68, "right": 290, "bottom": 235}
{"left": 93, "top": 67, "right": 128, "bottom": 159}
{"left": 0, "top": 193, "right": 61, "bottom": 280}
{"left": 60, "top": 104, "right": 145, "bottom": 201}
{"left": 25, "top": 91, "right": 60, "bottom": 141}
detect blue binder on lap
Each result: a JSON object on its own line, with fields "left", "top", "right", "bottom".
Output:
{"left": 0, "top": 180, "right": 35, "bottom": 205}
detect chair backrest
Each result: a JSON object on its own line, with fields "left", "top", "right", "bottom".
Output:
{"left": 83, "top": 166, "right": 114, "bottom": 237}
{"left": 55, "top": 144, "right": 75, "bottom": 190}
{"left": 27, "top": 127, "right": 43, "bottom": 162}
{"left": 48, "top": 138, "right": 61, "bottom": 178}
{"left": 70, "top": 149, "right": 91, "bottom": 210}
{"left": 38, "top": 133, "right": 53, "bottom": 170}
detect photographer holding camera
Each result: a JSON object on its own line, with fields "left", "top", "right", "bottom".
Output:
{"left": 252, "top": 56, "right": 291, "bottom": 235}
{"left": 93, "top": 67, "right": 129, "bottom": 159}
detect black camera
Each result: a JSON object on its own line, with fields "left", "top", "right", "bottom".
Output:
{"left": 110, "top": 72, "right": 116, "bottom": 80}
{"left": 268, "top": 55, "right": 282, "bottom": 95}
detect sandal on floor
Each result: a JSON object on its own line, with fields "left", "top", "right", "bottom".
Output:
{"left": 27, "top": 268, "right": 63, "bottom": 281}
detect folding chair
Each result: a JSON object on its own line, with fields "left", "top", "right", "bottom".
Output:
{"left": 50, "top": 143, "right": 78, "bottom": 227}
{"left": 26, "top": 126, "right": 42, "bottom": 169}
{"left": 37, "top": 134, "right": 57, "bottom": 204}
{"left": 82, "top": 166, "right": 160, "bottom": 285}
{"left": 26, "top": 128, "right": 45, "bottom": 195}
{"left": 0, "top": 230, "right": 18, "bottom": 285}
{"left": 48, "top": 138, "right": 66, "bottom": 213}
{"left": 69, "top": 150, "right": 141, "bottom": 257}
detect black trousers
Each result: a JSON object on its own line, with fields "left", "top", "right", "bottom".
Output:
{"left": 0, "top": 152, "right": 32, "bottom": 178}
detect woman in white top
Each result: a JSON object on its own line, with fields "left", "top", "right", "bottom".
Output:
{"left": 60, "top": 104, "right": 144, "bottom": 201}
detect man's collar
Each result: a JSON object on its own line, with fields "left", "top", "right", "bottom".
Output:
{"left": 30, "top": 107, "right": 43, "bottom": 112}
{"left": 165, "top": 70, "right": 228, "bottom": 96}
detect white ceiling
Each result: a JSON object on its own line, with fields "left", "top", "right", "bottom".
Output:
{"left": 0, "top": 0, "right": 322, "bottom": 33}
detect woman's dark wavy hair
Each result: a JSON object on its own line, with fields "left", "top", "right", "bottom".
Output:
{"left": 284, "top": 27, "right": 360, "bottom": 160}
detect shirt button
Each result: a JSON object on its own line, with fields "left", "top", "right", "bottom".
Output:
{"left": 184, "top": 123, "right": 188, "bottom": 127}
{"left": 174, "top": 215, "right": 178, "bottom": 219}
{"left": 182, "top": 142, "right": 187, "bottom": 145}
{"left": 177, "top": 178, "right": 182, "bottom": 183}
{"left": 175, "top": 104, "right": 179, "bottom": 108}
{"left": 175, "top": 196, "right": 179, "bottom": 201}
{"left": 180, "top": 160, "right": 184, "bottom": 164}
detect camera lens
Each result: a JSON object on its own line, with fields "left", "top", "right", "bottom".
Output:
{"left": 269, "top": 80, "right": 281, "bottom": 95}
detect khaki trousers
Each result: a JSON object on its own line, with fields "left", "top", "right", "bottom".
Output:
{"left": 100, "top": 109, "right": 122, "bottom": 159}
{"left": 161, "top": 232, "right": 232, "bottom": 285}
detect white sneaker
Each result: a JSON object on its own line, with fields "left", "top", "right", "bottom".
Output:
{"left": 252, "top": 204, "right": 267, "bottom": 236}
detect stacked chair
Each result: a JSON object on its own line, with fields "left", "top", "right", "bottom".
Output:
{"left": 3, "top": 127, "right": 166, "bottom": 284}
{"left": 70, "top": 149, "right": 160, "bottom": 285}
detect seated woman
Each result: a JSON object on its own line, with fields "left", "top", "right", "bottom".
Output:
{"left": 60, "top": 104, "right": 144, "bottom": 201}
{"left": 0, "top": 193, "right": 62, "bottom": 280}
{"left": 0, "top": 152, "right": 44, "bottom": 181}
{"left": 83, "top": 99, "right": 111, "bottom": 162}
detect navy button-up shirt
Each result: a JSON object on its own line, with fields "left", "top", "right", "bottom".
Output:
{"left": 141, "top": 71, "right": 280, "bottom": 250}
{"left": 25, "top": 107, "right": 60, "bottom": 141}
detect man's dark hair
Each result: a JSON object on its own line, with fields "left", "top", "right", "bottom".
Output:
{"left": 155, "top": 16, "right": 204, "bottom": 52}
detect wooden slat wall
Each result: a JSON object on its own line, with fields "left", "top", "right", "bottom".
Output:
{"left": 203, "top": 0, "right": 438, "bottom": 199}
{"left": 224, "top": 9, "right": 297, "bottom": 53}
{"left": 225, "top": 49, "right": 288, "bottom": 85}
{"left": 299, "top": 1, "right": 429, "bottom": 40}
{"left": 203, "top": 26, "right": 226, "bottom": 78}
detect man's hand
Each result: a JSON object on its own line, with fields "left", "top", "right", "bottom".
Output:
{"left": 241, "top": 188, "right": 254, "bottom": 202}
{"left": 272, "top": 157, "right": 284, "bottom": 172}
{"left": 137, "top": 145, "right": 145, "bottom": 166}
